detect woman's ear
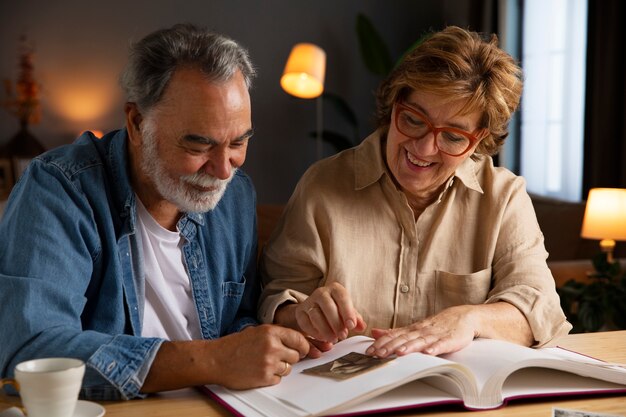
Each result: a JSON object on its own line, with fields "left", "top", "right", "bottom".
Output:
{"left": 124, "top": 102, "right": 143, "bottom": 145}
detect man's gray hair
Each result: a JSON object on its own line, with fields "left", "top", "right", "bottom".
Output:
{"left": 120, "top": 23, "right": 256, "bottom": 111}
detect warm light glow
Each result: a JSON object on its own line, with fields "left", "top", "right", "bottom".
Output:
{"left": 280, "top": 43, "right": 326, "bottom": 99}
{"left": 79, "top": 130, "right": 103, "bottom": 138}
{"left": 47, "top": 76, "right": 117, "bottom": 123}
{"left": 53, "top": 86, "right": 112, "bottom": 121}
{"left": 581, "top": 188, "right": 626, "bottom": 241}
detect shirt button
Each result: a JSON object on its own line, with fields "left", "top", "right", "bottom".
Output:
{"left": 400, "top": 284, "right": 410, "bottom": 293}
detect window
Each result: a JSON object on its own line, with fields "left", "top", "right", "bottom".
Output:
{"left": 519, "top": 0, "right": 588, "bottom": 201}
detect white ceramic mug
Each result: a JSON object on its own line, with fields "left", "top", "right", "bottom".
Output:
{"left": 0, "top": 357, "right": 85, "bottom": 417}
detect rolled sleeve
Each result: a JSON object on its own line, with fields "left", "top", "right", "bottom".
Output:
{"left": 85, "top": 335, "right": 164, "bottom": 400}
{"left": 487, "top": 181, "right": 572, "bottom": 346}
{"left": 259, "top": 289, "right": 309, "bottom": 324}
{"left": 487, "top": 288, "right": 572, "bottom": 347}
{"left": 258, "top": 180, "right": 326, "bottom": 324}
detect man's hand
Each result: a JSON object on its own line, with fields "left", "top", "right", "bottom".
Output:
{"left": 210, "top": 324, "right": 310, "bottom": 389}
{"left": 141, "top": 324, "right": 310, "bottom": 392}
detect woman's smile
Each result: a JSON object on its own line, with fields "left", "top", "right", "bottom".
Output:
{"left": 406, "top": 149, "right": 435, "bottom": 168}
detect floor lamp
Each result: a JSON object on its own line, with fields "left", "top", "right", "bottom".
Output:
{"left": 280, "top": 43, "right": 326, "bottom": 161}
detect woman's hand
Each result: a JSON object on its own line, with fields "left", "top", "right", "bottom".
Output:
{"left": 367, "top": 305, "right": 477, "bottom": 358}
{"left": 294, "top": 282, "right": 367, "bottom": 344}
{"left": 366, "top": 303, "right": 533, "bottom": 358}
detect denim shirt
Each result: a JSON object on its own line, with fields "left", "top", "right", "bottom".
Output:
{"left": 0, "top": 129, "right": 259, "bottom": 400}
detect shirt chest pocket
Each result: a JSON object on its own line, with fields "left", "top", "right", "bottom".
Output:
{"left": 222, "top": 280, "right": 246, "bottom": 298}
{"left": 219, "top": 279, "right": 246, "bottom": 326}
{"left": 434, "top": 268, "right": 492, "bottom": 312}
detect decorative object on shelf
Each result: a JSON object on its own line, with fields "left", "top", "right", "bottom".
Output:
{"left": 281, "top": 43, "right": 326, "bottom": 161}
{"left": 558, "top": 188, "right": 626, "bottom": 332}
{"left": 0, "top": 35, "right": 46, "bottom": 199}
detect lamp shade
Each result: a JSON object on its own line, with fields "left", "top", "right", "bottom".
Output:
{"left": 581, "top": 188, "right": 626, "bottom": 241}
{"left": 280, "top": 43, "right": 326, "bottom": 99}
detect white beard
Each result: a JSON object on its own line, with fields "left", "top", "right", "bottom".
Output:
{"left": 139, "top": 121, "right": 235, "bottom": 213}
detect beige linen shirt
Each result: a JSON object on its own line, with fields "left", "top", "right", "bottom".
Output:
{"left": 259, "top": 131, "right": 571, "bottom": 347}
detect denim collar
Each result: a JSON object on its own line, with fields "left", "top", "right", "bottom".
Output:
{"left": 106, "top": 129, "right": 135, "bottom": 222}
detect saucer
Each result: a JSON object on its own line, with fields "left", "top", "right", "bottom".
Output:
{"left": 0, "top": 400, "right": 105, "bottom": 417}
{"left": 75, "top": 400, "right": 106, "bottom": 417}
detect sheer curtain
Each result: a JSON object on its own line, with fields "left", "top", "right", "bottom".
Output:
{"left": 519, "top": 0, "right": 587, "bottom": 202}
{"left": 475, "top": 0, "right": 625, "bottom": 201}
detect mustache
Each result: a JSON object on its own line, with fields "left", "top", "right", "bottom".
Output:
{"left": 180, "top": 168, "right": 237, "bottom": 189}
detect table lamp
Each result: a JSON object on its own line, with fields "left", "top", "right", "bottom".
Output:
{"left": 580, "top": 187, "right": 626, "bottom": 263}
{"left": 280, "top": 43, "right": 326, "bottom": 160}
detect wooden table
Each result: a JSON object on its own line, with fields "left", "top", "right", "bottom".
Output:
{"left": 2, "top": 331, "right": 625, "bottom": 416}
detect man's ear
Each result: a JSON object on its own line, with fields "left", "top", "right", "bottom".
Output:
{"left": 124, "top": 102, "right": 143, "bottom": 145}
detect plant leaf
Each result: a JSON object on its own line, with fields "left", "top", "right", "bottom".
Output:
{"left": 592, "top": 252, "right": 610, "bottom": 274}
{"left": 393, "top": 32, "right": 432, "bottom": 70}
{"left": 308, "top": 130, "right": 354, "bottom": 152}
{"left": 322, "top": 92, "right": 359, "bottom": 129}
{"left": 578, "top": 301, "right": 604, "bottom": 332}
{"left": 356, "top": 13, "right": 393, "bottom": 76}
{"left": 608, "top": 260, "right": 622, "bottom": 277}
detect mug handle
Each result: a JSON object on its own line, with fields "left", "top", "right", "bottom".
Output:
{"left": 0, "top": 378, "right": 20, "bottom": 391}
{"left": 1, "top": 378, "right": 26, "bottom": 414}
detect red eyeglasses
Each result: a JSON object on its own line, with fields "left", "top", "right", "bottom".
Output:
{"left": 394, "top": 102, "right": 482, "bottom": 157}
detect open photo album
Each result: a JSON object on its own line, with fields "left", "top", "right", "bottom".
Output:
{"left": 203, "top": 335, "right": 626, "bottom": 417}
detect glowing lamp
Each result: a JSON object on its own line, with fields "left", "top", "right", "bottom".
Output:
{"left": 280, "top": 43, "right": 326, "bottom": 99}
{"left": 581, "top": 188, "right": 626, "bottom": 263}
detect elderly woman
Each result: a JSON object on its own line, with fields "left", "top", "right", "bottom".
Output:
{"left": 259, "top": 26, "right": 571, "bottom": 359}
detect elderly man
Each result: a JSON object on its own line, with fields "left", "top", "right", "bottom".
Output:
{"left": 0, "top": 23, "right": 308, "bottom": 400}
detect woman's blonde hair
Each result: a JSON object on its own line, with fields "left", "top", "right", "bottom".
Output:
{"left": 376, "top": 26, "right": 523, "bottom": 156}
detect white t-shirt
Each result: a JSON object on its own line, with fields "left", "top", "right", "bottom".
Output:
{"left": 136, "top": 197, "right": 202, "bottom": 341}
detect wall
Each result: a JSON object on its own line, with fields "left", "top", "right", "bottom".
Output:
{"left": 0, "top": 0, "right": 471, "bottom": 204}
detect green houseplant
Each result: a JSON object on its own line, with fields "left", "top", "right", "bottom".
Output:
{"left": 558, "top": 254, "right": 626, "bottom": 332}
{"left": 314, "top": 14, "right": 426, "bottom": 153}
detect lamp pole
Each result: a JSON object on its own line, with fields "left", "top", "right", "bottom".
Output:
{"left": 316, "top": 95, "right": 323, "bottom": 161}
{"left": 280, "top": 42, "right": 326, "bottom": 162}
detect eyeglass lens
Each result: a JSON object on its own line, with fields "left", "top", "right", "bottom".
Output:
{"left": 396, "top": 107, "right": 474, "bottom": 156}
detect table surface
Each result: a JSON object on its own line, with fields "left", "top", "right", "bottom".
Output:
{"left": 2, "top": 330, "right": 625, "bottom": 417}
